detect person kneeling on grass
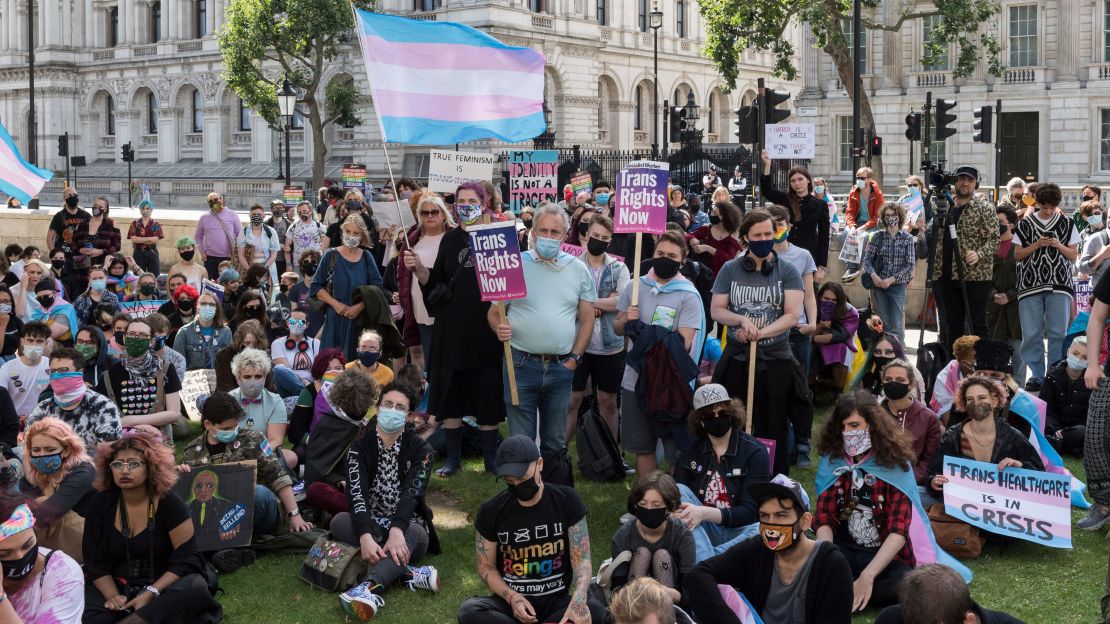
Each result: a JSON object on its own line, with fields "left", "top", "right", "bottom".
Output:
{"left": 334, "top": 382, "right": 442, "bottom": 621}
{"left": 684, "top": 474, "right": 853, "bottom": 624}
{"left": 180, "top": 391, "right": 313, "bottom": 573}
{"left": 458, "top": 435, "right": 606, "bottom": 624}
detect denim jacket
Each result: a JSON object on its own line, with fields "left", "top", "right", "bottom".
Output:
{"left": 580, "top": 254, "right": 630, "bottom": 353}
{"left": 172, "top": 320, "right": 232, "bottom": 370}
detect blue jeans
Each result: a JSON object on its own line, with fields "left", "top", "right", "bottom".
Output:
{"left": 503, "top": 348, "right": 575, "bottom": 457}
{"left": 678, "top": 484, "right": 759, "bottom": 563}
{"left": 272, "top": 364, "right": 304, "bottom": 399}
{"left": 873, "top": 283, "right": 907, "bottom": 345}
{"left": 254, "top": 484, "right": 280, "bottom": 535}
{"left": 1017, "top": 291, "right": 1071, "bottom": 383}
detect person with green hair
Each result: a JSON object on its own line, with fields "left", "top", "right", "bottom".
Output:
{"left": 168, "top": 235, "right": 207, "bottom": 291}
{"left": 127, "top": 198, "right": 164, "bottom": 275}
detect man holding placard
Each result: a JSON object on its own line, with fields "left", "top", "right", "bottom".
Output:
{"left": 489, "top": 203, "right": 596, "bottom": 460}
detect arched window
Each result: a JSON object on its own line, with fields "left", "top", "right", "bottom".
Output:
{"left": 196, "top": 0, "right": 207, "bottom": 37}
{"left": 238, "top": 99, "right": 251, "bottom": 131}
{"left": 191, "top": 90, "right": 203, "bottom": 133}
{"left": 634, "top": 85, "right": 643, "bottom": 130}
{"left": 707, "top": 95, "right": 715, "bottom": 134}
{"left": 106, "top": 96, "right": 116, "bottom": 136}
{"left": 147, "top": 93, "right": 158, "bottom": 134}
{"left": 151, "top": 1, "right": 161, "bottom": 42}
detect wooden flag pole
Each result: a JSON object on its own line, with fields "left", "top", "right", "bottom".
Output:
{"left": 745, "top": 340, "right": 757, "bottom": 435}
{"left": 500, "top": 301, "right": 519, "bottom": 405}
{"left": 630, "top": 233, "right": 643, "bottom": 302}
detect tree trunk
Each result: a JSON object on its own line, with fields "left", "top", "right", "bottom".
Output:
{"left": 822, "top": 21, "right": 885, "bottom": 187}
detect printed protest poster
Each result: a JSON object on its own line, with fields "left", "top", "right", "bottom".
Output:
{"left": 613, "top": 162, "right": 668, "bottom": 235}
{"left": 1075, "top": 279, "right": 1092, "bottom": 314}
{"left": 508, "top": 150, "right": 557, "bottom": 214}
{"left": 201, "top": 279, "right": 225, "bottom": 303}
{"left": 902, "top": 193, "right": 925, "bottom": 225}
{"left": 428, "top": 150, "right": 496, "bottom": 192}
{"left": 342, "top": 163, "right": 367, "bottom": 193}
{"left": 570, "top": 171, "right": 593, "bottom": 196}
{"left": 370, "top": 201, "right": 417, "bottom": 231}
{"left": 941, "top": 455, "right": 1072, "bottom": 548}
{"left": 283, "top": 185, "right": 304, "bottom": 209}
{"left": 560, "top": 243, "right": 624, "bottom": 263}
{"left": 765, "top": 124, "right": 816, "bottom": 159}
{"left": 180, "top": 369, "right": 217, "bottom": 421}
{"left": 466, "top": 221, "right": 526, "bottom": 302}
{"left": 174, "top": 461, "right": 256, "bottom": 551}
{"left": 120, "top": 300, "right": 167, "bottom": 317}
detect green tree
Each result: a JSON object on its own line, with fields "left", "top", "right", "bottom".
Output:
{"left": 698, "top": 0, "right": 1002, "bottom": 183}
{"left": 219, "top": 0, "right": 372, "bottom": 188}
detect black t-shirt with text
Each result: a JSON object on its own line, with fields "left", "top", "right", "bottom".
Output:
{"left": 49, "top": 208, "right": 92, "bottom": 258}
{"left": 105, "top": 362, "right": 182, "bottom": 417}
{"left": 475, "top": 483, "right": 587, "bottom": 615}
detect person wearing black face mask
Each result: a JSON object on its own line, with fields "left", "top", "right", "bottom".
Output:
{"left": 287, "top": 249, "right": 324, "bottom": 337}
{"left": 565, "top": 215, "right": 630, "bottom": 451}
{"left": 672, "top": 385, "right": 771, "bottom": 563}
{"left": 609, "top": 472, "right": 694, "bottom": 604}
{"left": 684, "top": 475, "right": 853, "bottom": 624}
{"left": 460, "top": 435, "right": 607, "bottom": 624}
{"left": 879, "top": 359, "right": 942, "bottom": 490}
{"left": 0, "top": 495, "right": 86, "bottom": 620}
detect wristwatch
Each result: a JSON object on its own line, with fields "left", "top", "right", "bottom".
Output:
{"left": 288, "top": 508, "right": 301, "bottom": 518}
{"left": 567, "top": 353, "right": 583, "bottom": 364}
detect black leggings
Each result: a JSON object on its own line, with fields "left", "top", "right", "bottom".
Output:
{"left": 82, "top": 573, "right": 222, "bottom": 624}
{"left": 835, "top": 540, "right": 911, "bottom": 608}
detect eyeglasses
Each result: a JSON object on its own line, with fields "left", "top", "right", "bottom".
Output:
{"left": 125, "top": 332, "right": 151, "bottom": 339}
{"left": 45, "top": 367, "right": 74, "bottom": 375}
{"left": 110, "top": 460, "right": 146, "bottom": 472}
{"left": 379, "top": 401, "right": 410, "bottom": 412}
{"left": 419, "top": 210, "right": 441, "bottom": 217}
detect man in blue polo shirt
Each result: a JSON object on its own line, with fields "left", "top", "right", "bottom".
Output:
{"left": 490, "top": 202, "right": 596, "bottom": 458}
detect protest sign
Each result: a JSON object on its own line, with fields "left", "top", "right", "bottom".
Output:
{"left": 570, "top": 171, "right": 593, "bottom": 196}
{"left": 120, "top": 300, "right": 167, "bottom": 317}
{"left": 941, "top": 455, "right": 1071, "bottom": 548}
{"left": 201, "top": 279, "right": 225, "bottom": 303}
{"left": 560, "top": 243, "right": 623, "bottom": 263}
{"left": 283, "top": 185, "right": 304, "bottom": 209}
{"left": 508, "top": 150, "right": 558, "bottom": 214}
{"left": 1076, "top": 279, "right": 1093, "bottom": 314}
{"left": 466, "top": 221, "right": 526, "bottom": 302}
{"left": 180, "top": 369, "right": 217, "bottom": 421}
{"left": 370, "top": 201, "right": 417, "bottom": 231}
{"left": 765, "top": 124, "right": 816, "bottom": 159}
{"left": 173, "top": 461, "right": 256, "bottom": 552}
{"left": 903, "top": 193, "right": 925, "bottom": 224}
{"left": 613, "top": 162, "right": 668, "bottom": 236}
{"left": 342, "top": 163, "right": 367, "bottom": 193}
{"left": 428, "top": 150, "right": 496, "bottom": 192}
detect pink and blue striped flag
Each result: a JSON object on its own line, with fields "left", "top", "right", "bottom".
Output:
{"left": 0, "top": 119, "right": 52, "bottom": 204}
{"left": 354, "top": 10, "right": 547, "bottom": 145}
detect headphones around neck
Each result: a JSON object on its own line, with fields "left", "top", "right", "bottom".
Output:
{"left": 741, "top": 249, "right": 777, "bottom": 276}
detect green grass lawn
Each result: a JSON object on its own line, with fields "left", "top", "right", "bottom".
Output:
{"left": 187, "top": 421, "right": 1109, "bottom": 624}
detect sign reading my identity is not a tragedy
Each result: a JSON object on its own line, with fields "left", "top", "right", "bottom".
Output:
{"left": 508, "top": 150, "right": 557, "bottom": 214}
{"left": 466, "top": 220, "right": 527, "bottom": 302}
{"left": 613, "top": 160, "right": 668, "bottom": 236}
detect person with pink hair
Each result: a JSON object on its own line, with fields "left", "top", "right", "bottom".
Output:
{"left": 20, "top": 417, "right": 94, "bottom": 563}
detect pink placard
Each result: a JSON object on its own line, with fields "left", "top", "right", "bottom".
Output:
{"left": 613, "top": 165, "right": 669, "bottom": 235}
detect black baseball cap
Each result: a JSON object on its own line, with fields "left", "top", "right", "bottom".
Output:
{"left": 495, "top": 435, "right": 541, "bottom": 479}
{"left": 954, "top": 166, "right": 981, "bottom": 183}
{"left": 748, "top": 474, "right": 811, "bottom": 513}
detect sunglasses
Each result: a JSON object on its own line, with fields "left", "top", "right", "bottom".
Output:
{"left": 419, "top": 210, "right": 441, "bottom": 217}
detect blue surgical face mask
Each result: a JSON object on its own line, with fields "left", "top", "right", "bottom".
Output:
{"left": 595, "top": 192, "right": 610, "bottom": 206}
{"left": 813, "top": 185, "right": 825, "bottom": 196}
{"left": 1089, "top": 214, "right": 1104, "bottom": 227}
{"left": 199, "top": 305, "right": 217, "bottom": 322}
{"left": 377, "top": 407, "right": 407, "bottom": 433}
{"left": 909, "top": 186, "right": 922, "bottom": 197}
{"left": 89, "top": 279, "right": 106, "bottom": 292}
{"left": 29, "top": 453, "right": 63, "bottom": 474}
{"left": 856, "top": 178, "right": 866, "bottom": 190}
{"left": 747, "top": 239, "right": 775, "bottom": 258}
{"left": 214, "top": 426, "right": 239, "bottom": 443}
{"left": 1067, "top": 355, "right": 1088, "bottom": 371}
{"left": 534, "top": 236, "right": 561, "bottom": 259}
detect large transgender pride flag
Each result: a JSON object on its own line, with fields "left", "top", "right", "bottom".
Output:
{"left": 354, "top": 10, "right": 547, "bottom": 145}
{"left": 0, "top": 119, "right": 52, "bottom": 204}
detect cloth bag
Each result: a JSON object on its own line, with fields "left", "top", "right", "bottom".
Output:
{"left": 927, "top": 503, "right": 984, "bottom": 559}
{"left": 299, "top": 534, "right": 368, "bottom": 592}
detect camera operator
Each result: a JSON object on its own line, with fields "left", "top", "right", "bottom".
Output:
{"left": 930, "top": 166, "right": 999, "bottom": 354}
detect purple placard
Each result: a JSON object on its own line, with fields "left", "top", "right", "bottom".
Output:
{"left": 467, "top": 221, "right": 527, "bottom": 302}
{"left": 613, "top": 165, "right": 669, "bottom": 235}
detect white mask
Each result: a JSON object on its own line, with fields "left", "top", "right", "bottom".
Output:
{"left": 842, "top": 429, "right": 872, "bottom": 457}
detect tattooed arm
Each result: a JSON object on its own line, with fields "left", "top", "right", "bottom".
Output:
{"left": 476, "top": 531, "right": 537, "bottom": 624}
{"left": 561, "top": 517, "right": 593, "bottom": 624}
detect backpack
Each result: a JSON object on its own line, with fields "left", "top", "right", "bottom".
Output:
{"left": 928, "top": 503, "right": 984, "bottom": 559}
{"left": 917, "top": 342, "right": 950, "bottom": 406}
{"left": 541, "top": 447, "right": 575, "bottom": 488}
{"left": 298, "top": 534, "right": 368, "bottom": 592}
{"left": 575, "top": 394, "right": 625, "bottom": 482}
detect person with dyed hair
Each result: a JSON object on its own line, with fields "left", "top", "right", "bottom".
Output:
{"left": 0, "top": 492, "right": 85, "bottom": 622}
{"left": 21, "top": 417, "right": 95, "bottom": 564}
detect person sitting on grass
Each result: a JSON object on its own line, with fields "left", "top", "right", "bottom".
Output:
{"left": 20, "top": 417, "right": 96, "bottom": 564}
{"left": 1041, "top": 336, "right": 1093, "bottom": 457}
{"left": 333, "top": 382, "right": 441, "bottom": 621}
{"left": 814, "top": 392, "right": 971, "bottom": 612}
{"left": 0, "top": 492, "right": 86, "bottom": 622}
{"left": 180, "top": 391, "right": 313, "bottom": 573}
{"left": 608, "top": 471, "right": 695, "bottom": 604}
{"left": 879, "top": 359, "right": 942, "bottom": 491}
{"left": 810, "top": 282, "right": 859, "bottom": 392}
{"left": 874, "top": 564, "right": 1024, "bottom": 624}
{"left": 930, "top": 335, "right": 981, "bottom": 421}
{"left": 346, "top": 329, "right": 394, "bottom": 389}
{"left": 683, "top": 474, "right": 853, "bottom": 624}
{"left": 303, "top": 369, "right": 378, "bottom": 516}
{"left": 458, "top": 435, "right": 606, "bottom": 624}
{"left": 672, "top": 384, "right": 770, "bottom": 562}
{"left": 610, "top": 577, "right": 696, "bottom": 624}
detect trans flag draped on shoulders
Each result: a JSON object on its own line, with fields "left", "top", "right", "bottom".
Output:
{"left": 1009, "top": 389, "right": 1090, "bottom": 508}
{"left": 817, "top": 454, "right": 973, "bottom": 583}
{"left": 354, "top": 10, "right": 547, "bottom": 145}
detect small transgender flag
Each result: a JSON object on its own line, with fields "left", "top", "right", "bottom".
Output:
{"left": 354, "top": 10, "right": 547, "bottom": 145}
{"left": 718, "top": 585, "right": 765, "bottom": 624}
{"left": 0, "top": 119, "right": 52, "bottom": 204}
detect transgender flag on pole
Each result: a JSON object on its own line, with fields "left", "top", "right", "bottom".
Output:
{"left": 0, "top": 119, "right": 52, "bottom": 204}
{"left": 354, "top": 10, "right": 547, "bottom": 145}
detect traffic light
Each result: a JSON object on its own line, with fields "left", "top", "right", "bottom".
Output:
{"left": 121, "top": 142, "right": 134, "bottom": 162}
{"left": 57, "top": 135, "right": 68, "bottom": 157}
{"left": 669, "top": 106, "right": 687, "bottom": 143}
{"left": 733, "top": 106, "right": 758, "bottom": 144}
{"left": 934, "top": 98, "right": 957, "bottom": 141}
{"left": 870, "top": 136, "right": 883, "bottom": 157}
{"left": 973, "top": 105, "right": 993, "bottom": 144}
{"left": 763, "top": 89, "right": 791, "bottom": 124}
{"left": 904, "top": 112, "right": 921, "bottom": 141}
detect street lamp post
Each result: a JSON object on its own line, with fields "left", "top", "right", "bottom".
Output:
{"left": 649, "top": 3, "right": 663, "bottom": 158}
{"left": 277, "top": 78, "right": 297, "bottom": 187}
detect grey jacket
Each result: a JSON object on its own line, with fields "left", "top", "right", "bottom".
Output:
{"left": 1078, "top": 227, "right": 1110, "bottom": 285}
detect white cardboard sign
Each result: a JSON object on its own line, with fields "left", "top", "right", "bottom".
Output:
{"left": 427, "top": 150, "right": 497, "bottom": 192}
{"left": 765, "top": 124, "right": 816, "bottom": 159}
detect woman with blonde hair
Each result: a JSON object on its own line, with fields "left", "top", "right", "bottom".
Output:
{"left": 397, "top": 194, "right": 454, "bottom": 371}
{"left": 21, "top": 417, "right": 95, "bottom": 563}
{"left": 313, "top": 215, "right": 384, "bottom": 358}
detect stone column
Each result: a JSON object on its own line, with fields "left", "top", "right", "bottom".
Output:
{"left": 158, "top": 106, "right": 179, "bottom": 163}
{"left": 202, "top": 104, "right": 221, "bottom": 163}
{"left": 116, "top": 108, "right": 138, "bottom": 163}
{"left": 79, "top": 110, "right": 98, "bottom": 161}
{"left": 799, "top": 23, "right": 821, "bottom": 97}
{"left": 1057, "top": 0, "right": 1080, "bottom": 83}
{"left": 880, "top": 1, "right": 902, "bottom": 90}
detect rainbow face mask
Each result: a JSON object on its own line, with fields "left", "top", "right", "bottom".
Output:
{"left": 773, "top": 227, "right": 790, "bottom": 244}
